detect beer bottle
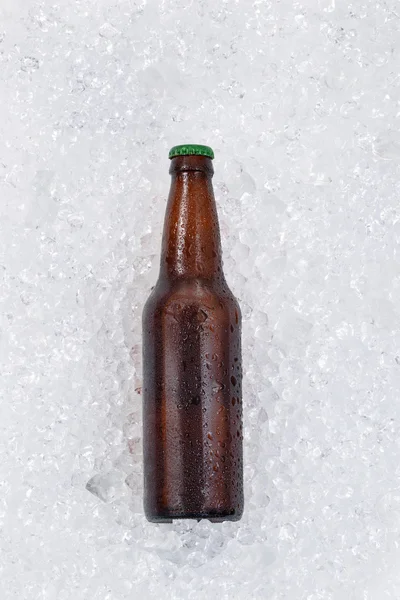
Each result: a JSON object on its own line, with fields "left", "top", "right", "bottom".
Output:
{"left": 142, "top": 144, "right": 243, "bottom": 522}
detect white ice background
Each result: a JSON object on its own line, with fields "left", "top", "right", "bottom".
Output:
{"left": 1, "top": 1, "right": 400, "bottom": 598}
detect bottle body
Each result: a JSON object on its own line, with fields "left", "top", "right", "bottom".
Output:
{"left": 142, "top": 151, "right": 243, "bottom": 522}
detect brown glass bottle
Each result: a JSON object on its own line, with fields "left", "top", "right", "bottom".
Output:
{"left": 142, "top": 145, "right": 243, "bottom": 522}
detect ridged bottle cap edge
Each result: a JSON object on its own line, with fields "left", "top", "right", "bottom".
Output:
{"left": 169, "top": 144, "right": 214, "bottom": 159}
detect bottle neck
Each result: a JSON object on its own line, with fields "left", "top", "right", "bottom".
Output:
{"left": 160, "top": 156, "right": 223, "bottom": 281}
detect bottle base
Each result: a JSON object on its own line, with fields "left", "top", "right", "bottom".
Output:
{"left": 145, "top": 508, "right": 243, "bottom": 523}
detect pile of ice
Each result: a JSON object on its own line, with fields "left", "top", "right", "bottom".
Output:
{"left": 1, "top": 0, "right": 400, "bottom": 598}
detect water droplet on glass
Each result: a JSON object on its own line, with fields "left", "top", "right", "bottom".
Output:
{"left": 198, "top": 309, "right": 208, "bottom": 323}
{"left": 212, "top": 381, "right": 225, "bottom": 393}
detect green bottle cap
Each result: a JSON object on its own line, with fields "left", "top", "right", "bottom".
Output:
{"left": 168, "top": 144, "right": 214, "bottom": 160}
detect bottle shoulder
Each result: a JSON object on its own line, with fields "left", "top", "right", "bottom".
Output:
{"left": 143, "top": 276, "right": 241, "bottom": 323}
